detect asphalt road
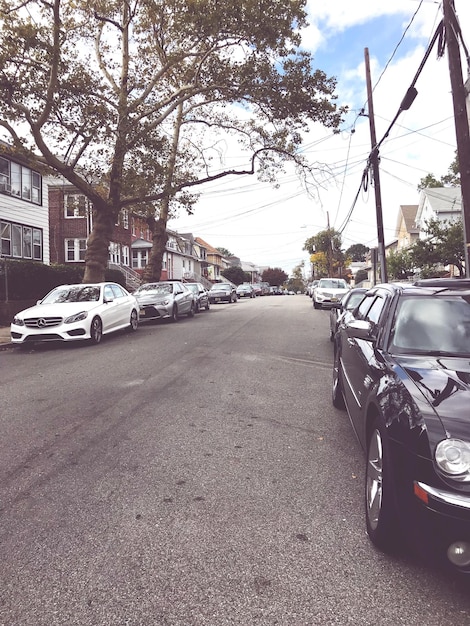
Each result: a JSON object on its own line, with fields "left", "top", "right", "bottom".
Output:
{"left": 1, "top": 294, "right": 469, "bottom": 625}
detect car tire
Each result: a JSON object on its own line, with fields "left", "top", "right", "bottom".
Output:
{"left": 90, "top": 316, "right": 103, "bottom": 344}
{"left": 365, "top": 416, "right": 400, "bottom": 553}
{"left": 129, "top": 309, "right": 138, "bottom": 332}
{"left": 329, "top": 329, "right": 335, "bottom": 342}
{"left": 313, "top": 300, "right": 320, "bottom": 309}
{"left": 171, "top": 305, "right": 179, "bottom": 322}
{"left": 194, "top": 301, "right": 200, "bottom": 314}
{"left": 188, "top": 302, "right": 195, "bottom": 318}
{"left": 205, "top": 301, "right": 210, "bottom": 310}
{"left": 332, "top": 350, "right": 346, "bottom": 410}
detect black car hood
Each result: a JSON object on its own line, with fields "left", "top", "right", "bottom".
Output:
{"left": 395, "top": 355, "right": 470, "bottom": 439}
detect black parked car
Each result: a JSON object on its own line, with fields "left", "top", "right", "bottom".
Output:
{"left": 185, "top": 282, "right": 210, "bottom": 312}
{"left": 332, "top": 278, "right": 470, "bottom": 571}
{"left": 208, "top": 282, "right": 237, "bottom": 304}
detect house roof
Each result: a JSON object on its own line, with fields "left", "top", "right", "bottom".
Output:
{"left": 416, "top": 186, "right": 462, "bottom": 223}
{"left": 194, "top": 237, "right": 221, "bottom": 256}
{"left": 396, "top": 204, "right": 419, "bottom": 235}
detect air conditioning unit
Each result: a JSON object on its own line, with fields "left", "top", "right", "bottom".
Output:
{"left": 0, "top": 182, "right": 11, "bottom": 193}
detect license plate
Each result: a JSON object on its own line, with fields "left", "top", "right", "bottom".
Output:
{"left": 215, "top": 297, "right": 221, "bottom": 302}
{"left": 140, "top": 309, "right": 146, "bottom": 316}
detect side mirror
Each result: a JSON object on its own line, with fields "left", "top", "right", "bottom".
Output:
{"left": 346, "top": 319, "right": 375, "bottom": 341}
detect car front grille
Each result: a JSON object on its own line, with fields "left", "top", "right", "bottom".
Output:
{"left": 23, "top": 316, "right": 63, "bottom": 328}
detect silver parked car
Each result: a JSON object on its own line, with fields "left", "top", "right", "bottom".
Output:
{"left": 135, "top": 281, "right": 195, "bottom": 322}
{"left": 10, "top": 282, "right": 139, "bottom": 346}
{"left": 184, "top": 282, "right": 210, "bottom": 312}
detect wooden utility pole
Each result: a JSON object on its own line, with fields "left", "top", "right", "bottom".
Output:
{"left": 443, "top": 0, "right": 470, "bottom": 277}
{"left": 364, "top": 48, "right": 388, "bottom": 284}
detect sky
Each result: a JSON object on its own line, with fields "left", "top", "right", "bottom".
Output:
{"left": 168, "top": 0, "right": 470, "bottom": 278}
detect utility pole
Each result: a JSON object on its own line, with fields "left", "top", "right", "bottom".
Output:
{"left": 443, "top": 0, "right": 470, "bottom": 277}
{"left": 442, "top": 0, "right": 470, "bottom": 278}
{"left": 364, "top": 48, "right": 388, "bottom": 284}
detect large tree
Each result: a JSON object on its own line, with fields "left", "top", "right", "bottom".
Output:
{"left": 0, "top": 0, "right": 346, "bottom": 282}
{"left": 262, "top": 267, "right": 288, "bottom": 286}
{"left": 411, "top": 218, "right": 465, "bottom": 277}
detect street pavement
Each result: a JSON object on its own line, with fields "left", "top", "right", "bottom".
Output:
{"left": 0, "top": 325, "right": 10, "bottom": 347}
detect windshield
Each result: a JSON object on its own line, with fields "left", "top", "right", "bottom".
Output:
{"left": 137, "top": 283, "right": 173, "bottom": 294}
{"left": 186, "top": 284, "right": 198, "bottom": 293}
{"left": 41, "top": 285, "right": 101, "bottom": 303}
{"left": 318, "top": 279, "right": 347, "bottom": 289}
{"left": 391, "top": 295, "right": 470, "bottom": 355}
{"left": 211, "top": 284, "right": 230, "bottom": 290}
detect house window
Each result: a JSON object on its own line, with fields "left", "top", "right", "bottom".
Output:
{"left": 23, "top": 227, "right": 32, "bottom": 258}
{"left": 109, "top": 242, "right": 120, "bottom": 264}
{"left": 10, "top": 162, "right": 21, "bottom": 197}
{"left": 65, "top": 194, "right": 87, "bottom": 218}
{"left": 0, "top": 157, "right": 9, "bottom": 192}
{"left": 121, "top": 211, "right": 129, "bottom": 229}
{"left": 32, "top": 172, "right": 41, "bottom": 204}
{"left": 0, "top": 221, "right": 42, "bottom": 259}
{"left": 122, "top": 245, "right": 130, "bottom": 266}
{"left": 33, "top": 229, "right": 42, "bottom": 260}
{"left": 65, "top": 238, "right": 86, "bottom": 262}
{"left": 0, "top": 157, "right": 41, "bottom": 203}
{"left": 12, "top": 224, "right": 22, "bottom": 257}
{"left": 21, "top": 166, "right": 31, "bottom": 201}
{"left": 1, "top": 222, "right": 11, "bottom": 255}
{"left": 132, "top": 249, "right": 148, "bottom": 268}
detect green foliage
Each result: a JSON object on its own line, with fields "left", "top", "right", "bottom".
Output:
{"left": 410, "top": 218, "right": 465, "bottom": 277}
{"left": 304, "top": 228, "right": 345, "bottom": 276}
{"left": 354, "top": 269, "right": 368, "bottom": 285}
{"left": 0, "top": 260, "right": 126, "bottom": 300}
{"left": 223, "top": 266, "right": 246, "bottom": 285}
{"left": 261, "top": 267, "right": 288, "bottom": 286}
{"left": 418, "top": 152, "right": 460, "bottom": 190}
{"left": 346, "top": 243, "right": 369, "bottom": 262}
{"left": 386, "top": 249, "right": 414, "bottom": 281}
{"left": 0, "top": 0, "right": 346, "bottom": 281}
{"left": 217, "top": 247, "right": 234, "bottom": 258}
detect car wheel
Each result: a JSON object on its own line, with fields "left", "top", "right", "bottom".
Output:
{"left": 171, "top": 305, "right": 179, "bottom": 322}
{"left": 332, "top": 350, "right": 346, "bottom": 410}
{"left": 129, "top": 309, "right": 138, "bottom": 332}
{"left": 329, "top": 328, "right": 335, "bottom": 342}
{"left": 188, "top": 302, "right": 195, "bottom": 317}
{"left": 194, "top": 301, "right": 200, "bottom": 314}
{"left": 205, "top": 301, "right": 210, "bottom": 310}
{"left": 313, "top": 300, "right": 320, "bottom": 309}
{"left": 90, "top": 316, "right": 103, "bottom": 344}
{"left": 365, "top": 416, "right": 400, "bottom": 552}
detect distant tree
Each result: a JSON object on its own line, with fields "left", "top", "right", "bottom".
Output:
{"left": 262, "top": 267, "right": 288, "bottom": 286}
{"left": 354, "top": 269, "right": 368, "bottom": 285}
{"left": 310, "top": 251, "right": 328, "bottom": 277}
{"left": 303, "top": 228, "right": 344, "bottom": 276}
{"left": 346, "top": 243, "right": 369, "bottom": 262}
{"left": 387, "top": 249, "right": 415, "bottom": 281}
{"left": 223, "top": 266, "right": 246, "bottom": 285}
{"left": 217, "top": 247, "right": 234, "bottom": 258}
{"left": 410, "top": 218, "right": 465, "bottom": 277}
{"left": 286, "top": 262, "right": 305, "bottom": 292}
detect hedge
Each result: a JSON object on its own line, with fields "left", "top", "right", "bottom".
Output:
{"left": 0, "top": 260, "right": 126, "bottom": 301}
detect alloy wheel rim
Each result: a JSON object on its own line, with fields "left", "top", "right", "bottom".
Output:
{"left": 366, "top": 428, "right": 383, "bottom": 531}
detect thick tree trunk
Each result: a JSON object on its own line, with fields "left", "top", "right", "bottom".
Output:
{"left": 83, "top": 206, "right": 116, "bottom": 283}
{"left": 142, "top": 216, "right": 169, "bottom": 282}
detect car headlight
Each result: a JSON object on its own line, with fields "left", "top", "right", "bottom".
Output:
{"left": 13, "top": 316, "right": 24, "bottom": 326}
{"left": 435, "top": 439, "right": 470, "bottom": 482}
{"left": 64, "top": 311, "right": 88, "bottom": 324}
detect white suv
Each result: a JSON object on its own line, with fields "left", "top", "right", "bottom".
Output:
{"left": 313, "top": 278, "right": 349, "bottom": 309}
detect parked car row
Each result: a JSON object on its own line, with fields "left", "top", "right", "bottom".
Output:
{"left": 328, "top": 277, "right": 470, "bottom": 574}
{"left": 10, "top": 279, "right": 269, "bottom": 347}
